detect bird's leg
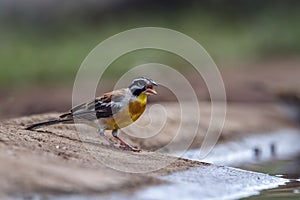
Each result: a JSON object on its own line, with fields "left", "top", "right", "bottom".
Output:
{"left": 98, "top": 128, "right": 117, "bottom": 148}
{"left": 112, "top": 129, "right": 140, "bottom": 152}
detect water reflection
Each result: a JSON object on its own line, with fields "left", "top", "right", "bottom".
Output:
{"left": 242, "top": 154, "right": 300, "bottom": 200}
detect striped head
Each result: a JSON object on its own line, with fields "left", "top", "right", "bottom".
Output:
{"left": 129, "top": 77, "right": 158, "bottom": 97}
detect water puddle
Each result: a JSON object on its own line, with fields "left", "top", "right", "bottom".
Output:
{"left": 242, "top": 179, "right": 300, "bottom": 200}
{"left": 176, "top": 129, "right": 300, "bottom": 199}
{"left": 241, "top": 154, "right": 300, "bottom": 199}
{"left": 133, "top": 165, "right": 288, "bottom": 200}
{"left": 31, "top": 166, "right": 291, "bottom": 200}
{"left": 181, "top": 129, "right": 300, "bottom": 167}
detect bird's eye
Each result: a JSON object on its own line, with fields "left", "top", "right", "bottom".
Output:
{"left": 145, "top": 84, "right": 153, "bottom": 89}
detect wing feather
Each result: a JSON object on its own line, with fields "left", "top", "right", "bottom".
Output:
{"left": 61, "top": 89, "right": 128, "bottom": 121}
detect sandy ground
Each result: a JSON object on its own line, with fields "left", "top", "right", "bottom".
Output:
{"left": 0, "top": 101, "right": 297, "bottom": 197}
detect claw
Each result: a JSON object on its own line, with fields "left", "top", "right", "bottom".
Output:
{"left": 119, "top": 144, "right": 141, "bottom": 152}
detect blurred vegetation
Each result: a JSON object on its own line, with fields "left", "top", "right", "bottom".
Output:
{"left": 0, "top": 0, "right": 300, "bottom": 88}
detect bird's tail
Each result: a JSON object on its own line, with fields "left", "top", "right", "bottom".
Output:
{"left": 25, "top": 119, "right": 72, "bottom": 130}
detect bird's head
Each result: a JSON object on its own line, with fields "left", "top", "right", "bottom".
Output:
{"left": 129, "top": 77, "right": 158, "bottom": 97}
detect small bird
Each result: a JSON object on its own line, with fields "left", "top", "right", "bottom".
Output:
{"left": 26, "top": 77, "right": 158, "bottom": 152}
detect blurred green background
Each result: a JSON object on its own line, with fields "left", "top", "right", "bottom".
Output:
{"left": 1, "top": 0, "right": 300, "bottom": 88}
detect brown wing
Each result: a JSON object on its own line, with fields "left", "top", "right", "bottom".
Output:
{"left": 59, "top": 89, "right": 128, "bottom": 121}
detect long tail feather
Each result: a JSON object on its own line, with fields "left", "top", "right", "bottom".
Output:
{"left": 25, "top": 119, "right": 68, "bottom": 130}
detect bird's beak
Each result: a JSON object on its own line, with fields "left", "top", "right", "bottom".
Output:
{"left": 145, "top": 88, "right": 157, "bottom": 95}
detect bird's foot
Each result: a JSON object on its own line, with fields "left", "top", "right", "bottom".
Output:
{"left": 119, "top": 144, "right": 141, "bottom": 152}
{"left": 106, "top": 141, "right": 140, "bottom": 152}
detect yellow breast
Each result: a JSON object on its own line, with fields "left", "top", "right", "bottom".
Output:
{"left": 129, "top": 93, "right": 147, "bottom": 122}
{"left": 129, "top": 95, "right": 147, "bottom": 122}
{"left": 101, "top": 93, "right": 148, "bottom": 130}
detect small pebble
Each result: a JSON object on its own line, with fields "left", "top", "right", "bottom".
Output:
{"left": 56, "top": 145, "right": 60, "bottom": 149}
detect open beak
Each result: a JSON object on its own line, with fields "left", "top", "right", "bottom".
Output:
{"left": 145, "top": 88, "right": 157, "bottom": 95}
